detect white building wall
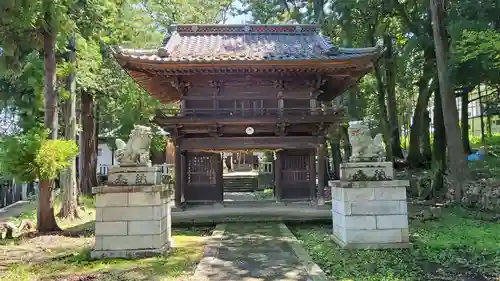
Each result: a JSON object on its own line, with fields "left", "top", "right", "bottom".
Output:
{"left": 97, "top": 143, "right": 115, "bottom": 174}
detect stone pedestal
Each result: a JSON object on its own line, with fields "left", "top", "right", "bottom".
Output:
{"left": 91, "top": 166, "right": 172, "bottom": 259}
{"left": 329, "top": 162, "right": 410, "bottom": 249}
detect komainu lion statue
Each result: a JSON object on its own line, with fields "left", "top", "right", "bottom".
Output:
{"left": 348, "top": 121, "right": 385, "bottom": 162}
{"left": 115, "top": 125, "right": 152, "bottom": 167}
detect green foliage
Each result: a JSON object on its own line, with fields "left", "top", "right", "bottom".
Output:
{"left": 36, "top": 138, "right": 78, "bottom": 180}
{"left": 290, "top": 207, "right": 500, "bottom": 280}
{"left": 0, "top": 127, "right": 78, "bottom": 182}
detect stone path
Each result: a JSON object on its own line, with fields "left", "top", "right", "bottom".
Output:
{"left": 191, "top": 223, "right": 327, "bottom": 281}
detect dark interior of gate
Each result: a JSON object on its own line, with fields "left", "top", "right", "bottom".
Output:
{"left": 181, "top": 149, "right": 315, "bottom": 204}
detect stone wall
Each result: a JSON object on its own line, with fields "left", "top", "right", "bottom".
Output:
{"left": 329, "top": 163, "right": 410, "bottom": 249}
{"left": 91, "top": 185, "right": 171, "bottom": 259}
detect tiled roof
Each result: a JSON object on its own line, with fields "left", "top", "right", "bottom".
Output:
{"left": 115, "top": 24, "right": 381, "bottom": 63}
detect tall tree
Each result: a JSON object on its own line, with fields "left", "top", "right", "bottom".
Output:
{"left": 430, "top": 0, "right": 469, "bottom": 202}
{"left": 58, "top": 34, "right": 78, "bottom": 218}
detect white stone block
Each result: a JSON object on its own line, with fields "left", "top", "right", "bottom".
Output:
{"left": 96, "top": 193, "right": 128, "bottom": 207}
{"left": 101, "top": 235, "right": 155, "bottom": 250}
{"left": 95, "top": 208, "right": 103, "bottom": 222}
{"left": 333, "top": 225, "right": 346, "bottom": 242}
{"left": 376, "top": 215, "right": 408, "bottom": 229}
{"left": 101, "top": 206, "right": 154, "bottom": 221}
{"left": 128, "top": 221, "right": 162, "bottom": 235}
{"left": 401, "top": 229, "right": 410, "bottom": 243}
{"left": 94, "top": 236, "right": 103, "bottom": 250}
{"left": 400, "top": 201, "right": 408, "bottom": 214}
{"left": 332, "top": 200, "right": 351, "bottom": 215}
{"left": 108, "top": 166, "right": 161, "bottom": 186}
{"left": 350, "top": 201, "right": 402, "bottom": 215}
{"left": 346, "top": 229, "right": 403, "bottom": 244}
{"left": 343, "top": 188, "right": 375, "bottom": 201}
{"left": 128, "top": 192, "right": 161, "bottom": 206}
{"left": 337, "top": 215, "right": 376, "bottom": 230}
{"left": 374, "top": 187, "right": 407, "bottom": 200}
{"left": 95, "top": 221, "right": 128, "bottom": 236}
{"left": 340, "top": 162, "right": 394, "bottom": 181}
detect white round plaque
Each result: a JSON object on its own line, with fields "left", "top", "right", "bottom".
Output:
{"left": 245, "top": 127, "right": 255, "bottom": 135}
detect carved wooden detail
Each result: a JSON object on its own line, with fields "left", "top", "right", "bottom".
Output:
{"left": 273, "top": 80, "right": 287, "bottom": 91}
{"left": 208, "top": 124, "right": 223, "bottom": 137}
{"left": 209, "top": 80, "right": 224, "bottom": 91}
{"left": 275, "top": 123, "right": 289, "bottom": 136}
{"left": 170, "top": 77, "right": 191, "bottom": 95}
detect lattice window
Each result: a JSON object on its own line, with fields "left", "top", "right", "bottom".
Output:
{"left": 187, "top": 154, "right": 215, "bottom": 184}
{"left": 282, "top": 154, "right": 310, "bottom": 182}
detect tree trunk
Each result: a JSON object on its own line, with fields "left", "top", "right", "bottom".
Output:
{"left": 328, "top": 127, "right": 342, "bottom": 180}
{"left": 407, "top": 54, "right": 435, "bottom": 166}
{"left": 422, "top": 109, "right": 432, "bottom": 161}
{"left": 430, "top": 87, "right": 447, "bottom": 196}
{"left": 38, "top": 29, "right": 60, "bottom": 232}
{"left": 384, "top": 35, "right": 404, "bottom": 159}
{"left": 461, "top": 92, "right": 471, "bottom": 154}
{"left": 58, "top": 35, "right": 79, "bottom": 219}
{"left": 340, "top": 124, "right": 351, "bottom": 160}
{"left": 430, "top": 0, "right": 469, "bottom": 202}
{"left": 478, "top": 86, "right": 486, "bottom": 145}
{"left": 369, "top": 31, "right": 393, "bottom": 161}
{"left": 80, "top": 91, "right": 98, "bottom": 196}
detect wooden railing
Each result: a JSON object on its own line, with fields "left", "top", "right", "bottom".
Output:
{"left": 160, "top": 107, "right": 341, "bottom": 118}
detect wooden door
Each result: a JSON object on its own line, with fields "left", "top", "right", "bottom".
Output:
{"left": 184, "top": 151, "right": 223, "bottom": 203}
{"left": 279, "top": 149, "right": 314, "bottom": 200}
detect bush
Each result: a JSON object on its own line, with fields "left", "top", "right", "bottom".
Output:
{"left": 0, "top": 127, "right": 78, "bottom": 181}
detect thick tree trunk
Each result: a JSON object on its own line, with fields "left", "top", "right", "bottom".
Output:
{"left": 430, "top": 0, "right": 469, "bottom": 202}
{"left": 430, "top": 88, "right": 447, "bottom": 196}
{"left": 38, "top": 30, "right": 60, "bottom": 232}
{"left": 340, "top": 124, "right": 351, "bottom": 160}
{"left": 407, "top": 53, "right": 435, "bottom": 166}
{"left": 384, "top": 35, "right": 404, "bottom": 159}
{"left": 80, "top": 91, "right": 98, "bottom": 196}
{"left": 58, "top": 35, "right": 79, "bottom": 219}
{"left": 461, "top": 93, "right": 472, "bottom": 154}
{"left": 422, "top": 109, "right": 432, "bottom": 161}
{"left": 369, "top": 31, "right": 393, "bottom": 161}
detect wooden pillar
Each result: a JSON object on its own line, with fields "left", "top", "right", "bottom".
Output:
{"left": 317, "top": 137, "right": 326, "bottom": 206}
{"left": 274, "top": 151, "right": 282, "bottom": 202}
{"left": 180, "top": 151, "right": 186, "bottom": 204}
{"left": 309, "top": 149, "right": 317, "bottom": 201}
{"left": 174, "top": 144, "right": 182, "bottom": 207}
{"left": 278, "top": 92, "right": 284, "bottom": 116}
{"left": 214, "top": 152, "right": 223, "bottom": 203}
{"left": 310, "top": 90, "right": 317, "bottom": 115}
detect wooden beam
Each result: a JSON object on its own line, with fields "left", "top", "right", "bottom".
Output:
{"left": 180, "top": 136, "right": 320, "bottom": 151}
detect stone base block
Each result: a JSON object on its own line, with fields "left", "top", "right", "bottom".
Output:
{"left": 90, "top": 245, "right": 169, "bottom": 259}
{"left": 108, "top": 166, "right": 162, "bottom": 186}
{"left": 331, "top": 234, "right": 410, "bottom": 249}
{"left": 92, "top": 183, "right": 172, "bottom": 259}
{"left": 331, "top": 181, "right": 410, "bottom": 249}
{"left": 339, "top": 162, "right": 393, "bottom": 181}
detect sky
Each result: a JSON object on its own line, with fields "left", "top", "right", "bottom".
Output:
{"left": 225, "top": 0, "right": 252, "bottom": 24}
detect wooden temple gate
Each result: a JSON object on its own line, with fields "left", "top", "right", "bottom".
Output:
{"left": 114, "top": 24, "right": 381, "bottom": 207}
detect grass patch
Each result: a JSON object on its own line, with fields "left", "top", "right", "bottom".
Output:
{"left": 290, "top": 207, "right": 500, "bottom": 281}
{"left": 2, "top": 227, "right": 210, "bottom": 281}
{"left": 254, "top": 188, "right": 274, "bottom": 200}
{"left": 1, "top": 196, "right": 213, "bottom": 281}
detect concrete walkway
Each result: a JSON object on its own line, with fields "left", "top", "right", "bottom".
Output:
{"left": 191, "top": 223, "right": 328, "bottom": 281}
{"left": 0, "top": 201, "right": 34, "bottom": 222}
